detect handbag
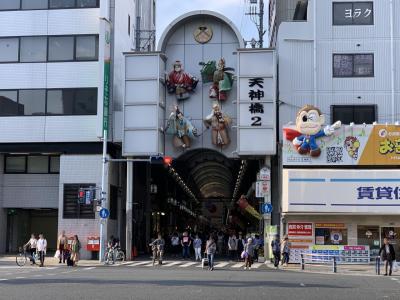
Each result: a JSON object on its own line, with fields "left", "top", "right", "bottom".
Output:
{"left": 54, "top": 250, "right": 60, "bottom": 259}
{"left": 241, "top": 251, "right": 248, "bottom": 259}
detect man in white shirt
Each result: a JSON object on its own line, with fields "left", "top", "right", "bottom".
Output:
{"left": 37, "top": 234, "right": 47, "bottom": 267}
{"left": 24, "top": 234, "right": 37, "bottom": 265}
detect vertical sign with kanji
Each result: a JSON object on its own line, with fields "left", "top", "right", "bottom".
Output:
{"left": 102, "top": 21, "right": 111, "bottom": 132}
{"left": 237, "top": 50, "right": 276, "bottom": 155}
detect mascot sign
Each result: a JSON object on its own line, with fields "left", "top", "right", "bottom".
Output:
{"left": 283, "top": 105, "right": 400, "bottom": 166}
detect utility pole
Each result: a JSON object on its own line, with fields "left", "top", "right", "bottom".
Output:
{"left": 245, "top": 0, "right": 266, "bottom": 48}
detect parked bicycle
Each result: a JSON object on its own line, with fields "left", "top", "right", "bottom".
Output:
{"left": 16, "top": 246, "right": 37, "bottom": 267}
{"left": 104, "top": 246, "right": 125, "bottom": 265}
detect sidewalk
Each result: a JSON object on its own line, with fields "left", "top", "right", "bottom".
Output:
{"left": 0, "top": 255, "right": 105, "bottom": 267}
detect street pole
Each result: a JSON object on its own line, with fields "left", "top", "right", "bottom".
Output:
{"left": 100, "top": 129, "right": 108, "bottom": 262}
{"left": 126, "top": 160, "right": 133, "bottom": 260}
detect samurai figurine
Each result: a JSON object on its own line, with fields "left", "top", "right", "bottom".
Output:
{"left": 204, "top": 103, "right": 231, "bottom": 147}
{"left": 165, "top": 106, "right": 198, "bottom": 149}
{"left": 209, "top": 58, "right": 234, "bottom": 101}
{"left": 166, "top": 60, "right": 198, "bottom": 101}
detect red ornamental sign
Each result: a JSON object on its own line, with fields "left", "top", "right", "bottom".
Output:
{"left": 288, "top": 223, "right": 313, "bottom": 236}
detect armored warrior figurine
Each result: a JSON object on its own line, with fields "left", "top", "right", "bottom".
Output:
{"left": 209, "top": 58, "right": 234, "bottom": 101}
{"left": 204, "top": 103, "right": 231, "bottom": 147}
{"left": 166, "top": 61, "right": 198, "bottom": 101}
{"left": 165, "top": 106, "right": 198, "bottom": 149}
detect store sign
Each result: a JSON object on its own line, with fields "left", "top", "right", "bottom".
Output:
{"left": 283, "top": 125, "right": 400, "bottom": 166}
{"left": 237, "top": 50, "right": 276, "bottom": 155}
{"left": 256, "top": 181, "right": 269, "bottom": 197}
{"left": 283, "top": 169, "right": 400, "bottom": 214}
{"left": 288, "top": 223, "right": 313, "bottom": 236}
{"left": 259, "top": 167, "right": 271, "bottom": 181}
{"left": 315, "top": 223, "right": 346, "bottom": 229}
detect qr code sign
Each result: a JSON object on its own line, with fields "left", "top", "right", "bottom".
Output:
{"left": 327, "top": 147, "right": 343, "bottom": 163}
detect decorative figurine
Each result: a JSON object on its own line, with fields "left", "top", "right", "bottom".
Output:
{"left": 344, "top": 136, "right": 360, "bottom": 160}
{"left": 166, "top": 61, "right": 198, "bottom": 101}
{"left": 204, "top": 103, "right": 231, "bottom": 147}
{"left": 200, "top": 58, "right": 234, "bottom": 101}
{"left": 284, "top": 104, "right": 341, "bottom": 157}
{"left": 165, "top": 106, "right": 198, "bottom": 149}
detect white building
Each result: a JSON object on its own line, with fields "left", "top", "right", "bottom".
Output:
{"left": 0, "top": 0, "right": 154, "bottom": 259}
{"left": 278, "top": 0, "right": 400, "bottom": 262}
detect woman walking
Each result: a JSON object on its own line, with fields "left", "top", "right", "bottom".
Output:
{"left": 205, "top": 236, "right": 217, "bottom": 271}
{"left": 71, "top": 235, "right": 81, "bottom": 266}
{"left": 193, "top": 234, "right": 202, "bottom": 261}
{"left": 244, "top": 238, "right": 254, "bottom": 270}
{"left": 280, "top": 235, "right": 291, "bottom": 266}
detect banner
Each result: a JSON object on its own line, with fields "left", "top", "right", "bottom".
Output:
{"left": 102, "top": 20, "right": 111, "bottom": 132}
{"left": 283, "top": 124, "right": 400, "bottom": 166}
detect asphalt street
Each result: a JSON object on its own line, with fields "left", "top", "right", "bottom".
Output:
{"left": 0, "top": 260, "right": 399, "bottom": 300}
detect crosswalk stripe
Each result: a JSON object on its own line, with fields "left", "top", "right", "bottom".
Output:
{"left": 84, "top": 267, "right": 96, "bottom": 270}
{"left": 129, "top": 261, "right": 150, "bottom": 267}
{"left": 179, "top": 262, "right": 197, "bottom": 268}
{"left": 163, "top": 261, "right": 181, "bottom": 267}
{"left": 231, "top": 263, "right": 245, "bottom": 268}
{"left": 251, "top": 263, "right": 263, "bottom": 269}
{"left": 214, "top": 262, "right": 229, "bottom": 268}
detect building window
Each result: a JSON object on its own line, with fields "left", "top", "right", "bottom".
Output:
{"left": 18, "top": 89, "right": 46, "bottom": 116}
{"left": 0, "top": 38, "right": 19, "bottom": 63}
{"left": 75, "top": 35, "right": 98, "bottom": 61}
{"left": 47, "top": 88, "right": 97, "bottom": 115}
{"left": 128, "top": 15, "right": 131, "bottom": 36}
{"left": 20, "top": 36, "right": 47, "bottom": 62}
{"left": 0, "top": 0, "right": 20, "bottom": 10}
{"left": 5, "top": 156, "right": 26, "bottom": 173}
{"left": 21, "top": 0, "right": 48, "bottom": 10}
{"left": 76, "top": 0, "right": 98, "bottom": 7}
{"left": 27, "top": 156, "right": 49, "bottom": 173}
{"left": 0, "top": 90, "right": 19, "bottom": 116}
{"left": 5, "top": 155, "right": 61, "bottom": 174}
{"left": 63, "top": 184, "right": 95, "bottom": 219}
{"left": 48, "top": 36, "right": 75, "bottom": 61}
{"left": 333, "top": 54, "right": 374, "bottom": 77}
{"left": 315, "top": 227, "right": 348, "bottom": 246}
{"left": 331, "top": 105, "right": 376, "bottom": 124}
{"left": 333, "top": 2, "right": 373, "bottom": 25}
{"left": 50, "top": 156, "right": 60, "bottom": 173}
{"left": 49, "top": 0, "right": 75, "bottom": 9}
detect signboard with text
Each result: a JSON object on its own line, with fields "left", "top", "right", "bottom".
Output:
{"left": 283, "top": 169, "right": 400, "bottom": 214}
{"left": 237, "top": 50, "right": 276, "bottom": 155}
{"left": 283, "top": 125, "right": 400, "bottom": 166}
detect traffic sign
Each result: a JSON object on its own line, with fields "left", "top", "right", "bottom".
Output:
{"left": 262, "top": 203, "right": 273, "bottom": 214}
{"left": 99, "top": 208, "right": 110, "bottom": 219}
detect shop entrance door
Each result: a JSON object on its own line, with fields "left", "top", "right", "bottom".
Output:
{"left": 381, "top": 227, "right": 400, "bottom": 261}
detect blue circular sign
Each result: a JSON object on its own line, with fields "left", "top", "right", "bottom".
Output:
{"left": 99, "top": 208, "right": 110, "bottom": 219}
{"left": 262, "top": 203, "right": 273, "bottom": 214}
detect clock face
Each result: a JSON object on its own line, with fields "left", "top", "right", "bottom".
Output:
{"left": 194, "top": 25, "right": 213, "bottom": 44}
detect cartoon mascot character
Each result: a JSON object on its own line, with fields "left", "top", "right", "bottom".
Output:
{"left": 284, "top": 105, "right": 341, "bottom": 157}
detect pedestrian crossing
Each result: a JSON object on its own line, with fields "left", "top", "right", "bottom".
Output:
{"left": 125, "top": 260, "right": 266, "bottom": 270}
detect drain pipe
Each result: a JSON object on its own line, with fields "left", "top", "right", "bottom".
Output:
{"left": 313, "top": 0, "right": 317, "bottom": 106}
{"left": 390, "top": 0, "right": 395, "bottom": 123}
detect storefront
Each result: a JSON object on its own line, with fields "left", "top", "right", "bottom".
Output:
{"left": 281, "top": 120, "right": 400, "bottom": 263}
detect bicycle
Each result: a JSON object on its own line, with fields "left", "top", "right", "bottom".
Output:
{"left": 104, "top": 246, "right": 125, "bottom": 265}
{"left": 15, "top": 247, "right": 37, "bottom": 267}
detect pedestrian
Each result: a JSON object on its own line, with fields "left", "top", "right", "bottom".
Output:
{"left": 217, "top": 231, "right": 224, "bottom": 256}
{"left": 171, "top": 232, "right": 180, "bottom": 258}
{"left": 228, "top": 233, "right": 238, "bottom": 261}
{"left": 71, "top": 235, "right": 81, "bottom": 266}
{"left": 24, "top": 234, "right": 37, "bottom": 265}
{"left": 244, "top": 238, "right": 254, "bottom": 270}
{"left": 149, "top": 233, "right": 165, "bottom": 265}
{"left": 57, "top": 230, "right": 68, "bottom": 264}
{"left": 271, "top": 235, "right": 281, "bottom": 269}
{"left": 253, "top": 234, "right": 260, "bottom": 262}
{"left": 181, "top": 231, "right": 191, "bottom": 259}
{"left": 193, "top": 234, "right": 202, "bottom": 261}
{"left": 280, "top": 235, "right": 291, "bottom": 266}
{"left": 379, "top": 238, "right": 396, "bottom": 276}
{"left": 205, "top": 236, "right": 217, "bottom": 271}
{"left": 37, "top": 233, "right": 47, "bottom": 267}
{"left": 237, "top": 232, "right": 245, "bottom": 261}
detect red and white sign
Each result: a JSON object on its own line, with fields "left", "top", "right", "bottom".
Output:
{"left": 288, "top": 223, "right": 313, "bottom": 236}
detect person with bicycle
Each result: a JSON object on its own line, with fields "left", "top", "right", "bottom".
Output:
{"left": 105, "top": 235, "right": 120, "bottom": 264}
{"left": 149, "top": 233, "right": 165, "bottom": 265}
{"left": 24, "top": 234, "right": 37, "bottom": 265}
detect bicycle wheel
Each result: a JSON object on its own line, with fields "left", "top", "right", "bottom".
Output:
{"left": 16, "top": 253, "right": 27, "bottom": 267}
{"left": 117, "top": 251, "right": 125, "bottom": 262}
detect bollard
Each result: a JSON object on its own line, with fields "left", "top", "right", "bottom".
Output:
{"left": 332, "top": 256, "right": 337, "bottom": 273}
{"left": 376, "top": 256, "right": 380, "bottom": 275}
{"left": 301, "top": 253, "right": 305, "bottom": 270}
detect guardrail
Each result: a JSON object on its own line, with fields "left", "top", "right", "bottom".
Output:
{"left": 300, "top": 253, "right": 373, "bottom": 273}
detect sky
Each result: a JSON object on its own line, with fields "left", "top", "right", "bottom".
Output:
{"left": 156, "top": 0, "right": 265, "bottom": 47}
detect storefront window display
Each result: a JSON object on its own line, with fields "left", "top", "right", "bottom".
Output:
{"left": 315, "top": 223, "right": 348, "bottom": 245}
{"left": 357, "top": 225, "right": 380, "bottom": 257}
